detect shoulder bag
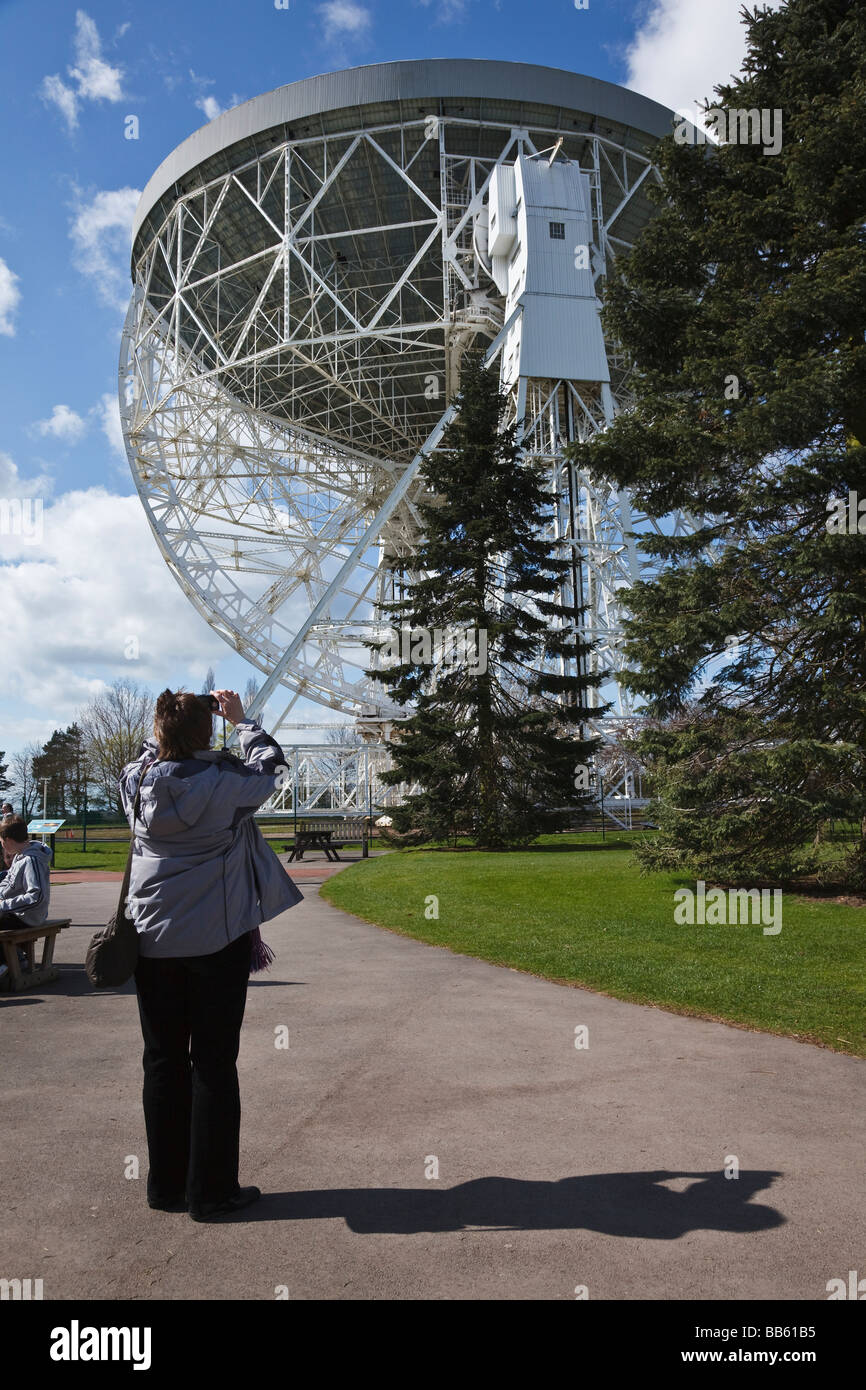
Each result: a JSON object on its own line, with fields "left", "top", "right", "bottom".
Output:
{"left": 84, "top": 759, "right": 152, "bottom": 989}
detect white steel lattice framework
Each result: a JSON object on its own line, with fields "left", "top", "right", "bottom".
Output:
{"left": 121, "top": 61, "right": 697, "bottom": 733}
{"left": 263, "top": 742, "right": 408, "bottom": 818}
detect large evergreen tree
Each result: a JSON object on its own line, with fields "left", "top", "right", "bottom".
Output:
{"left": 32, "top": 725, "right": 86, "bottom": 818}
{"left": 568, "top": 0, "right": 866, "bottom": 885}
{"left": 369, "top": 350, "right": 603, "bottom": 849}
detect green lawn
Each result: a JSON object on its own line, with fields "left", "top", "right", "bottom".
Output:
{"left": 49, "top": 831, "right": 342, "bottom": 873}
{"left": 52, "top": 844, "right": 130, "bottom": 871}
{"left": 320, "top": 834, "right": 866, "bottom": 1056}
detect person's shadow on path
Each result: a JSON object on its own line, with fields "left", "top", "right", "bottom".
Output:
{"left": 237, "top": 1169, "right": 784, "bottom": 1237}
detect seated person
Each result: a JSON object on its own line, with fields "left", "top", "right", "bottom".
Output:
{"left": 0, "top": 816, "right": 53, "bottom": 978}
{"left": 1, "top": 802, "right": 14, "bottom": 821}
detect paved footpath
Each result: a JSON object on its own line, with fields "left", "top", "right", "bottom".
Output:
{"left": 2, "top": 868, "right": 864, "bottom": 1301}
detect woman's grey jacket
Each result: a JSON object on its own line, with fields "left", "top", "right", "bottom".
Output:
{"left": 118, "top": 720, "right": 302, "bottom": 958}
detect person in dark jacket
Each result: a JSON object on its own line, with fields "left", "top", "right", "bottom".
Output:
{"left": 118, "top": 687, "right": 302, "bottom": 1222}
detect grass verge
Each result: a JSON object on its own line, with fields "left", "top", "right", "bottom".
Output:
{"left": 320, "top": 834, "right": 866, "bottom": 1056}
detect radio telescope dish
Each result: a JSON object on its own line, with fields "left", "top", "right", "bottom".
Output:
{"left": 121, "top": 59, "right": 691, "bottom": 730}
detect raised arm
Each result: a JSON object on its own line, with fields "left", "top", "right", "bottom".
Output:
{"left": 212, "top": 690, "right": 289, "bottom": 812}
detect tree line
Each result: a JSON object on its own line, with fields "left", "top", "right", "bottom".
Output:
{"left": 2, "top": 670, "right": 260, "bottom": 821}
{"left": 1, "top": 680, "right": 156, "bottom": 821}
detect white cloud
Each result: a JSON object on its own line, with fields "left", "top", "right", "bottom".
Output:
{"left": 0, "top": 461, "right": 344, "bottom": 746}
{"left": 0, "top": 486, "right": 223, "bottom": 726}
{"left": 34, "top": 404, "right": 88, "bottom": 444}
{"left": 189, "top": 71, "right": 245, "bottom": 124}
{"left": 27, "top": 396, "right": 129, "bottom": 459}
{"left": 0, "top": 257, "right": 21, "bottom": 336}
{"left": 40, "top": 9, "right": 125, "bottom": 132}
{"left": 96, "top": 392, "right": 126, "bottom": 461}
{"left": 196, "top": 94, "right": 223, "bottom": 121}
{"left": 319, "top": 0, "right": 372, "bottom": 43}
{"left": 0, "top": 451, "right": 53, "bottom": 502}
{"left": 26, "top": 395, "right": 131, "bottom": 466}
{"left": 69, "top": 186, "right": 140, "bottom": 311}
{"left": 624, "top": 0, "right": 785, "bottom": 122}
{"left": 40, "top": 75, "right": 79, "bottom": 131}
{"left": 416, "top": 0, "right": 466, "bottom": 23}
{"left": 69, "top": 10, "right": 124, "bottom": 102}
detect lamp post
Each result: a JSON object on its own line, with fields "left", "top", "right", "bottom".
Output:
{"left": 74, "top": 747, "right": 88, "bottom": 853}
{"left": 292, "top": 748, "right": 298, "bottom": 847}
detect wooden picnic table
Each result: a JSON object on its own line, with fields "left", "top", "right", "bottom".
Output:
{"left": 285, "top": 829, "right": 342, "bottom": 863}
{"left": 0, "top": 917, "right": 71, "bottom": 992}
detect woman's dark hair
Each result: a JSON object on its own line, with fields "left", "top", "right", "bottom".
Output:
{"left": 0, "top": 815, "right": 29, "bottom": 843}
{"left": 154, "top": 688, "right": 213, "bottom": 760}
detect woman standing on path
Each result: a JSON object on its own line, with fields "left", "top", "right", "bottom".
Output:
{"left": 119, "top": 688, "right": 302, "bottom": 1222}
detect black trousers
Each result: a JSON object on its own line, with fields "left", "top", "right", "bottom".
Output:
{"left": 134, "top": 931, "right": 252, "bottom": 1207}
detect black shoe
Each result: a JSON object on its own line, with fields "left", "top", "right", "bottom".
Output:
{"left": 148, "top": 1195, "right": 188, "bottom": 1212}
{"left": 189, "top": 1186, "right": 261, "bottom": 1222}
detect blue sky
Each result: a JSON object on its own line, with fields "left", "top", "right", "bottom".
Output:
{"left": 0, "top": 0, "right": 770, "bottom": 758}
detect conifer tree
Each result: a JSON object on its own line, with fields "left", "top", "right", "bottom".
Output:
{"left": 369, "top": 350, "right": 603, "bottom": 849}
{"left": 568, "top": 0, "right": 866, "bottom": 885}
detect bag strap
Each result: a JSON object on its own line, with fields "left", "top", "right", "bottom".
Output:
{"left": 115, "top": 758, "right": 154, "bottom": 920}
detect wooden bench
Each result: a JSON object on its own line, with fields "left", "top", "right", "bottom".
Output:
{"left": 283, "top": 819, "right": 372, "bottom": 861}
{"left": 0, "top": 918, "right": 71, "bottom": 992}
